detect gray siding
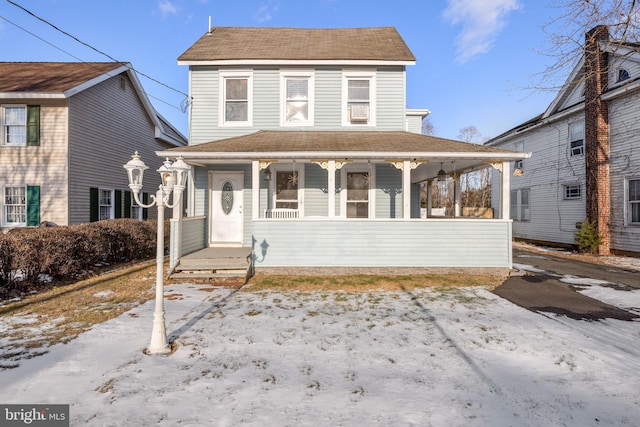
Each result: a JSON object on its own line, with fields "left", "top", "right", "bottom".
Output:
{"left": 252, "top": 220, "right": 512, "bottom": 268}
{"left": 609, "top": 92, "right": 640, "bottom": 253}
{"left": 304, "top": 163, "right": 328, "bottom": 217}
{"left": 376, "top": 66, "right": 406, "bottom": 130}
{"left": 67, "top": 73, "right": 171, "bottom": 224}
{"left": 375, "top": 164, "right": 402, "bottom": 219}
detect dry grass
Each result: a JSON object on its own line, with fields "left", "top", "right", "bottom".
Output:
{"left": 245, "top": 273, "right": 506, "bottom": 292}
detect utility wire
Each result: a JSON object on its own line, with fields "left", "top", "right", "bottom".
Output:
{"left": 5, "top": 0, "right": 190, "bottom": 100}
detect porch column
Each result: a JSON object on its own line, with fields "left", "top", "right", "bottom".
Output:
{"left": 501, "top": 161, "right": 510, "bottom": 220}
{"left": 252, "top": 160, "right": 260, "bottom": 220}
{"left": 328, "top": 160, "right": 336, "bottom": 218}
{"left": 426, "top": 180, "right": 433, "bottom": 217}
{"left": 454, "top": 173, "right": 462, "bottom": 217}
{"left": 403, "top": 160, "right": 411, "bottom": 219}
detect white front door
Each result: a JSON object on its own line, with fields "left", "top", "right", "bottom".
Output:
{"left": 210, "top": 171, "right": 244, "bottom": 246}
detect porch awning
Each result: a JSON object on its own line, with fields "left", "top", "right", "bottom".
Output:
{"left": 158, "top": 130, "right": 530, "bottom": 162}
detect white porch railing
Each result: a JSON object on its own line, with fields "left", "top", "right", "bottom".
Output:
{"left": 264, "top": 208, "right": 299, "bottom": 219}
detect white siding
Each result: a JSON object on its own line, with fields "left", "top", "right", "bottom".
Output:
{"left": 0, "top": 100, "right": 69, "bottom": 226}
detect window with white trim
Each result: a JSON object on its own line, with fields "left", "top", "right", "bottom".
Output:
{"left": 628, "top": 178, "right": 640, "bottom": 225}
{"left": 2, "top": 105, "right": 26, "bottom": 146}
{"left": 281, "top": 72, "right": 314, "bottom": 126}
{"left": 563, "top": 184, "right": 582, "bottom": 200}
{"left": 617, "top": 68, "right": 630, "bottom": 83}
{"left": 510, "top": 188, "right": 530, "bottom": 221}
{"left": 341, "top": 165, "right": 375, "bottom": 219}
{"left": 513, "top": 140, "right": 524, "bottom": 172}
{"left": 99, "top": 189, "right": 114, "bottom": 220}
{"left": 220, "top": 71, "right": 253, "bottom": 126}
{"left": 3, "top": 186, "right": 26, "bottom": 225}
{"left": 569, "top": 121, "right": 584, "bottom": 157}
{"left": 272, "top": 165, "right": 304, "bottom": 212}
{"left": 343, "top": 71, "right": 376, "bottom": 126}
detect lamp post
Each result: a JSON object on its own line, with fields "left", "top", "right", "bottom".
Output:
{"left": 124, "top": 152, "right": 189, "bottom": 355}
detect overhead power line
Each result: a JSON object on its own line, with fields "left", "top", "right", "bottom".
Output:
{"left": 5, "top": 0, "right": 190, "bottom": 101}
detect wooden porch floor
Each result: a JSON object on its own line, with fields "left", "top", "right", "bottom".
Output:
{"left": 170, "top": 247, "right": 253, "bottom": 281}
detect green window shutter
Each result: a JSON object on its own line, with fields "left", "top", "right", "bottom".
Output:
{"left": 124, "top": 191, "right": 132, "bottom": 218}
{"left": 90, "top": 187, "right": 99, "bottom": 222}
{"left": 27, "top": 106, "right": 40, "bottom": 146}
{"left": 115, "top": 190, "right": 122, "bottom": 218}
{"left": 26, "top": 186, "right": 40, "bottom": 226}
{"left": 142, "top": 192, "right": 149, "bottom": 219}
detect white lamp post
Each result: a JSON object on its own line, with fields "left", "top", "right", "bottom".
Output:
{"left": 124, "top": 152, "right": 189, "bottom": 355}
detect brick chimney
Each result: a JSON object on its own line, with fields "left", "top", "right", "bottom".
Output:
{"left": 584, "top": 25, "right": 611, "bottom": 255}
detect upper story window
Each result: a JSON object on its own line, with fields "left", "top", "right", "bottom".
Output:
{"left": 1, "top": 104, "right": 40, "bottom": 146}
{"left": 569, "top": 120, "right": 584, "bottom": 157}
{"left": 220, "top": 71, "right": 253, "bottom": 126}
{"left": 343, "top": 71, "right": 376, "bottom": 126}
{"left": 281, "top": 71, "right": 314, "bottom": 126}
{"left": 513, "top": 140, "right": 524, "bottom": 173}
{"left": 617, "top": 68, "right": 630, "bottom": 83}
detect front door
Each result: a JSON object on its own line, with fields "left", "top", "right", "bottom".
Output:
{"left": 210, "top": 171, "right": 244, "bottom": 246}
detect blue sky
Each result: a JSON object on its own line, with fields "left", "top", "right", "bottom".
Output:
{"left": 0, "top": 0, "right": 561, "bottom": 142}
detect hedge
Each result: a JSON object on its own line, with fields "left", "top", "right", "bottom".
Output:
{"left": 0, "top": 219, "right": 165, "bottom": 290}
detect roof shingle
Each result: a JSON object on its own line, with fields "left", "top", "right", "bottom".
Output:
{"left": 178, "top": 27, "right": 415, "bottom": 62}
{"left": 0, "top": 62, "right": 126, "bottom": 93}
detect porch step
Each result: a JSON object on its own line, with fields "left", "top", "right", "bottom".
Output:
{"left": 175, "top": 259, "right": 249, "bottom": 271}
{"left": 170, "top": 249, "right": 253, "bottom": 280}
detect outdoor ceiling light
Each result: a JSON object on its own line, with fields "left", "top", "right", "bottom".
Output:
{"left": 437, "top": 163, "right": 447, "bottom": 182}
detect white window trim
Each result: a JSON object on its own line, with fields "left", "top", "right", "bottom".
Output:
{"left": 342, "top": 70, "right": 376, "bottom": 127}
{"left": 280, "top": 70, "right": 314, "bottom": 127}
{"left": 340, "top": 163, "right": 376, "bottom": 219}
{"left": 626, "top": 177, "right": 640, "bottom": 226}
{"left": 1, "top": 104, "right": 27, "bottom": 146}
{"left": 99, "top": 188, "right": 114, "bottom": 221}
{"left": 569, "top": 120, "right": 584, "bottom": 157}
{"left": 219, "top": 70, "right": 253, "bottom": 127}
{"left": 563, "top": 183, "right": 582, "bottom": 200}
{"left": 269, "top": 163, "right": 305, "bottom": 217}
{"left": 2, "top": 184, "right": 27, "bottom": 227}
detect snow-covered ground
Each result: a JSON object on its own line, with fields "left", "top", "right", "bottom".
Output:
{"left": 2, "top": 274, "right": 640, "bottom": 426}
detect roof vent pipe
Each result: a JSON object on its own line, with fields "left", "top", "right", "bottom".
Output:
{"left": 208, "top": 16, "right": 212, "bottom": 34}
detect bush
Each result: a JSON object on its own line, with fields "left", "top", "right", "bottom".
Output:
{"left": 0, "top": 219, "right": 163, "bottom": 291}
{"left": 575, "top": 220, "right": 602, "bottom": 254}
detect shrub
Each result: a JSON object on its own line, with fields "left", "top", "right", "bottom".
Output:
{"left": 575, "top": 220, "right": 602, "bottom": 254}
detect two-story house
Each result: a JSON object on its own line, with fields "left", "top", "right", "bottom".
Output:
{"left": 486, "top": 26, "right": 640, "bottom": 257}
{"left": 160, "top": 27, "right": 527, "bottom": 273}
{"left": 0, "top": 62, "right": 187, "bottom": 230}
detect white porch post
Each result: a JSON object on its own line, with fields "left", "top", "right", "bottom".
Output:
{"left": 454, "top": 174, "right": 462, "bottom": 217}
{"left": 501, "top": 161, "right": 510, "bottom": 220}
{"left": 403, "top": 160, "right": 411, "bottom": 219}
{"left": 426, "top": 180, "right": 433, "bottom": 217}
{"left": 328, "top": 160, "right": 336, "bottom": 218}
{"left": 252, "top": 160, "right": 260, "bottom": 220}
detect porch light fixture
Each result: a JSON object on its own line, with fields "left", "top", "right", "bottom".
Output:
{"left": 123, "top": 152, "right": 189, "bottom": 355}
{"left": 437, "top": 163, "right": 447, "bottom": 182}
{"left": 264, "top": 167, "right": 272, "bottom": 181}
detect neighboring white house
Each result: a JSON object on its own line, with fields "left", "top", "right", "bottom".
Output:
{"left": 160, "top": 26, "right": 527, "bottom": 272}
{"left": 0, "top": 62, "right": 187, "bottom": 230}
{"left": 486, "top": 26, "right": 640, "bottom": 256}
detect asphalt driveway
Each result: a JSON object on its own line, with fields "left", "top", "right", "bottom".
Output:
{"left": 493, "top": 248, "right": 640, "bottom": 321}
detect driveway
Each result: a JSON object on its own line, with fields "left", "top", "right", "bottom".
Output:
{"left": 494, "top": 247, "right": 640, "bottom": 321}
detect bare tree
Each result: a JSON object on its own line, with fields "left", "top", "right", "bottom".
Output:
{"left": 422, "top": 117, "right": 435, "bottom": 135}
{"left": 535, "top": 0, "right": 640, "bottom": 90}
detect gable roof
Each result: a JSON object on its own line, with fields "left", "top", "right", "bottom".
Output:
{"left": 0, "top": 62, "right": 126, "bottom": 93}
{"left": 163, "top": 131, "right": 523, "bottom": 160}
{"left": 178, "top": 27, "right": 415, "bottom": 65}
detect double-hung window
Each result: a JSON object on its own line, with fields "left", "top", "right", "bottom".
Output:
{"left": 343, "top": 71, "right": 376, "bottom": 126}
{"left": 569, "top": 121, "right": 584, "bottom": 157}
{"left": 513, "top": 140, "right": 524, "bottom": 173}
{"left": 2, "top": 105, "right": 26, "bottom": 145}
{"left": 628, "top": 178, "right": 640, "bottom": 225}
{"left": 3, "top": 186, "right": 26, "bottom": 225}
{"left": 281, "top": 72, "right": 314, "bottom": 126}
{"left": 99, "top": 189, "right": 114, "bottom": 220}
{"left": 510, "top": 188, "right": 530, "bottom": 221}
{"left": 220, "top": 71, "right": 252, "bottom": 126}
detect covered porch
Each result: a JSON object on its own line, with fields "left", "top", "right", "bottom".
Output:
{"left": 160, "top": 131, "right": 528, "bottom": 273}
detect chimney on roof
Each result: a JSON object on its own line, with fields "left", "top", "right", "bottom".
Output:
{"left": 584, "top": 25, "right": 611, "bottom": 255}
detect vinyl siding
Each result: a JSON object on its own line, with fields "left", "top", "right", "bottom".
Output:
{"left": 304, "top": 163, "right": 328, "bottom": 217}
{"left": 0, "top": 100, "right": 69, "bottom": 227}
{"left": 375, "top": 163, "right": 402, "bottom": 219}
{"left": 188, "top": 65, "right": 408, "bottom": 144}
{"left": 252, "top": 219, "right": 512, "bottom": 267}
{"left": 67, "top": 73, "right": 171, "bottom": 224}
{"left": 491, "top": 112, "right": 586, "bottom": 245}
{"left": 608, "top": 92, "right": 640, "bottom": 253}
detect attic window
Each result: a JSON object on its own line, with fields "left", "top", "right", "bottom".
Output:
{"left": 617, "top": 68, "right": 630, "bottom": 83}
{"left": 120, "top": 76, "right": 127, "bottom": 90}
